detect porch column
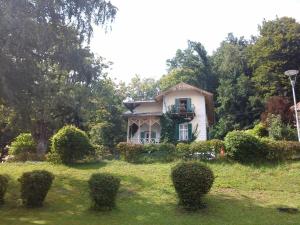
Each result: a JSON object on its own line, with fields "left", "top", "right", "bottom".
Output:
{"left": 138, "top": 119, "right": 141, "bottom": 144}
{"left": 127, "top": 119, "right": 130, "bottom": 143}
{"left": 149, "top": 117, "right": 152, "bottom": 143}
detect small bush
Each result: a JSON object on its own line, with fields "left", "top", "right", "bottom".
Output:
{"left": 9, "top": 133, "right": 37, "bottom": 161}
{"left": 144, "top": 144, "right": 159, "bottom": 153}
{"left": 48, "top": 125, "right": 94, "bottom": 164}
{"left": 176, "top": 143, "right": 190, "bottom": 157}
{"left": 18, "top": 170, "right": 54, "bottom": 207}
{"left": 88, "top": 173, "right": 120, "bottom": 210}
{"left": 116, "top": 142, "right": 144, "bottom": 162}
{"left": 224, "top": 131, "right": 266, "bottom": 163}
{"left": 261, "top": 139, "right": 300, "bottom": 161}
{"left": 0, "top": 175, "right": 8, "bottom": 205}
{"left": 171, "top": 162, "right": 214, "bottom": 211}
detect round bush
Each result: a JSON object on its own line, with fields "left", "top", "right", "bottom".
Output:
{"left": 18, "top": 170, "right": 54, "bottom": 207}
{"left": 49, "top": 125, "right": 94, "bottom": 164}
{"left": 9, "top": 133, "right": 37, "bottom": 161}
{"left": 224, "top": 131, "right": 266, "bottom": 163}
{"left": 171, "top": 162, "right": 214, "bottom": 210}
{"left": 0, "top": 175, "right": 8, "bottom": 205}
{"left": 88, "top": 173, "right": 120, "bottom": 210}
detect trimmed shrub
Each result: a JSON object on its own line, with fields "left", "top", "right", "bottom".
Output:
{"left": 261, "top": 139, "right": 300, "bottom": 161}
{"left": 176, "top": 143, "right": 190, "bottom": 157}
{"left": 224, "top": 131, "right": 266, "bottom": 163}
{"left": 48, "top": 125, "right": 94, "bottom": 164}
{"left": 18, "top": 170, "right": 54, "bottom": 207}
{"left": 116, "top": 142, "right": 144, "bottom": 162}
{"left": 88, "top": 173, "right": 120, "bottom": 210}
{"left": 0, "top": 175, "right": 8, "bottom": 205}
{"left": 9, "top": 133, "right": 37, "bottom": 161}
{"left": 171, "top": 162, "right": 214, "bottom": 211}
{"left": 144, "top": 144, "right": 159, "bottom": 153}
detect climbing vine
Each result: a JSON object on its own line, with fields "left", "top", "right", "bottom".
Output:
{"left": 160, "top": 112, "right": 198, "bottom": 144}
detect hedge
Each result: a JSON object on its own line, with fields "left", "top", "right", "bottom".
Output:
{"left": 224, "top": 131, "right": 266, "bottom": 163}
{"left": 0, "top": 175, "right": 8, "bottom": 205}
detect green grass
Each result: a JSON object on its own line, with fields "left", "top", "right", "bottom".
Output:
{"left": 0, "top": 160, "right": 300, "bottom": 225}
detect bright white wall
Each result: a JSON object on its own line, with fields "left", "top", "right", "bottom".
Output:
{"left": 164, "top": 90, "right": 207, "bottom": 140}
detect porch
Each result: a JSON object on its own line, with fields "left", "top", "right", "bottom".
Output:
{"left": 127, "top": 116, "right": 161, "bottom": 144}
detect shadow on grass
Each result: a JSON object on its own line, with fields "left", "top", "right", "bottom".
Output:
{"left": 1, "top": 173, "right": 300, "bottom": 225}
{"left": 67, "top": 160, "right": 108, "bottom": 170}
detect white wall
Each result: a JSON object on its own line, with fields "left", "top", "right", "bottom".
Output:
{"left": 133, "top": 102, "right": 162, "bottom": 113}
{"left": 164, "top": 90, "right": 207, "bottom": 140}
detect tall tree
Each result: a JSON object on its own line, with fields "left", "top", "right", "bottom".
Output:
{"left": 0, "top": 0, "right": 117, "bottom": 154}
{"left": 162, "top": 40, "right": 216, "bottom": 93}
{"left": 126, "top": 75, "right": 159, "bottom": 100}
{"left": 211, "top": 34, "right": 256, "bottom": 138}
{"left": 249, "top": 17, "right": 300, "bottom": 102}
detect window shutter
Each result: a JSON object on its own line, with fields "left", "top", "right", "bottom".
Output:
{"left": 175, "top": 98, "right": 179, "bottom": 113}
{"left": 175, "top": 123, "right": 179, "bottom": 140}
{"left": 188, "top": 123, "right": 192, "bottom": 140}
{"left": 187, "top": 98, "right": 192, "bottom": 112}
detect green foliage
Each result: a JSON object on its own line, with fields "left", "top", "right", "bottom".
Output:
{"left": 245, "top": 123, "right": 268, "bottom": 138}
{"left": 224, "top": 131, "right": 266, "bottom": 163}
{"left": 249, "top": 17, "right": 300, "bottom": 102}
{"left": 261, "top": 138, "right": 300, "bottom": 161}
{"left": 175, "top": 143, "right": 190, "bottom": 157}
{"left": 267, "top": 114, "right": 298, "bottom": 141}
{"left": 9, "top": 133, "right": 39, "bottom": 161}
{"left": 171, "top": 162, "right": 214, "bottom": 210}
{"left": 18, "top": 170, "right": 54, "bottom": 207}
{"left": 211, "top": 34, "right": 256, "bottom": 139}
{"left": 125, "top": 75, "right": 159, "bottom": 100}
{"left": 116, "top": 142, "right": 144, "bottom": 162}
{"left": 49, "top": 125, "right": 94, "bottom": 164}
{"left": 0, "top": 0, "right": 118, "bottom": 154}
{"left": 163, "top": 40, "right": 217, "bottom": 93}
{"left": 88, "top": 173, "right": 120, "bottom": 210}
{"left": 0, "top": 175, "right": 8, "bottom": 205}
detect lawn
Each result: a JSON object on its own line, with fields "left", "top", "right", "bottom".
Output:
{"left": 0, "top": 160, "right": 300, "bottom": 225}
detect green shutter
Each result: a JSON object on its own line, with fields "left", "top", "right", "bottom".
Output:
{"left": 187, "top": 98, "right": 192, "bottom": 112}
{"left": 175, "top": 123, "right": 179, "bottom": 140}
{"left": 188, "top": 123, "right": 192, "bottom": 140}
{"left": 175, "top": 98, "right": 179, "bottom": 113}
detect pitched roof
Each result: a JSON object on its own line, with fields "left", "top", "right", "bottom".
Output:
{"left": 155, "top": 82, "right": 214, "bottom": 125}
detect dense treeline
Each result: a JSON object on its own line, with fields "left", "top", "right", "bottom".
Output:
{"left": 1, "top": 7, "right": 300, "bottom": 153}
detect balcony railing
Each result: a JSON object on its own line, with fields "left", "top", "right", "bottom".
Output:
{"left": 168, "top": 104, "right": 195, "bottom": 115}
{"left": 128, "top": 138, "right": 160, "bottom": 144}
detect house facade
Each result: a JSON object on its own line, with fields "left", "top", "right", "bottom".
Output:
{"left": 123, "top": 82, "right": 214, "bottom": 144}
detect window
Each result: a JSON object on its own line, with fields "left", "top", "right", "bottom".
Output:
{"left": 179, "top": 123, "right": 188, "bottom": 141}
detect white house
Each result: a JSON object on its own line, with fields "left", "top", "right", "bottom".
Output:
{"left": 123, "top": 82, "right": 214, "bottom": 144}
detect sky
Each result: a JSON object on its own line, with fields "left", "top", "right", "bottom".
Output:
{"left": 90, "top": 0, "right": 300, "bottom": 82}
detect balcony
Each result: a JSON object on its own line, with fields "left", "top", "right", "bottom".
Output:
{"left": 168, "top": 104, "right": 195, "bottom": 119}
